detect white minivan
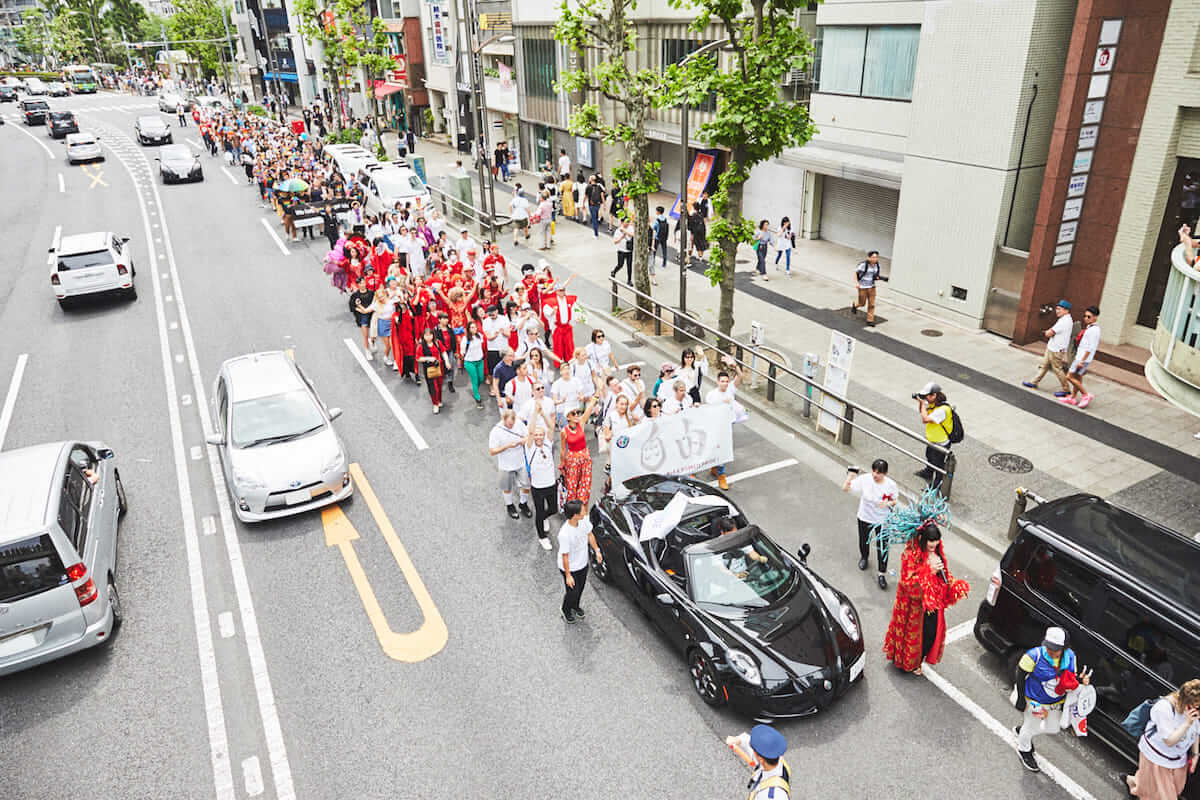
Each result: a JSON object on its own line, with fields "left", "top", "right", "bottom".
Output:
{"left": 50, "top": 231, "right": 137, "bottom": 308}
{"left": 359, "top": 162, "right": 432, "bottom": 216}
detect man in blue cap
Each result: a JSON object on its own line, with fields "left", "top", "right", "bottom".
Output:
{"left": 1021, "top": 299, "right": 1074, "bottom": 397}
{"left": 745, "top": 724, "right": 790, "bottom": 799}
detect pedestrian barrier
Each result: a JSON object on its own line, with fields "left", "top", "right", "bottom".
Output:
{"left": 426, "top": 183, "right": 511, "bottom": 241}
{"left": 606, "top": 278, "right": 957, "bottom": 499}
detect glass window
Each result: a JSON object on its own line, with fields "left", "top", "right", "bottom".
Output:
{"left": 816, "top": 26, "right": 866, "bottom": 96}
{"left": 0, "top": 535, "right": 68, "bottom": 603}
{"left": 522, "top": 38, "right": 557, "bottom": 99}
{"left": 688, "top": 535, "right": 795, "bottom": 607}
{"left": 1024, "top": 545, "right": 1098, "bottom": 620}
{"left": 230, "top": 390, "right": 325, "bottom": 448}
{"left": 1096, "top": 591, "right": 1200, "bottom": 688}
{"left": 863, "top": 26, "right": 920, "bottom": 100}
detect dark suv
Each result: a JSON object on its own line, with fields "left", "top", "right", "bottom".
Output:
{"left": 975, "top": 493, "right": 1200, "bottom": 798}
{"left": 46, "top": 110, "right": 78, "bottom": 139}
{"left": 20, "top": 98, "right": 49, "bottom": 125}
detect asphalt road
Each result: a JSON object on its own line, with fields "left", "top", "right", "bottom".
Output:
{"left": 0, "top": 92, "right": 1135, "bottom": 800}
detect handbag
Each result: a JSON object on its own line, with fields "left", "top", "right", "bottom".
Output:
{"left": 557, "top": 471, "right": 567, "bottom": 508}
{"left": 426, "top": 362, "right": 443, "bottom": 379}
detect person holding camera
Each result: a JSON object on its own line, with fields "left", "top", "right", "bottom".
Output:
{"left": 852, "top": 250, "right": 887, "bottom": 326}
{"left": 914, "top": 382, "right": 952, "bottom": 490}
{"left": 842, "top": 459, "right": 898, "bottom": 589}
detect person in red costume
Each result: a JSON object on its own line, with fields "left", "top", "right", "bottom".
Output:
{"left": 541, "top": 274, "right": 579, "bottom": 365}
{"left": 392, "top": 292, "right": 429, "bottom": 383}
{"left": 369, "top": 240, "right": 394, "bottom": 274}
{"left": 482, "top": 243, "right": 507, "bottom": 282}
{"left": 882, "top": 521, "right": 969, "bottom": 675}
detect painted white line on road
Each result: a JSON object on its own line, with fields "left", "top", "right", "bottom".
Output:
{"left": 58, "top": 173, "right": 64, "bottom": 193}
{"left": 343, "top": 338, "right": 429, "bottom": 450}
{"left": 95, "top": 129, "right": 237, "bottom": 800}
{"left": 48, "top": 225, "right": 61, "bottom": 265}
{"left": 187, "top": 138, "right": 202, "bottom": 149}
{"left": 169, "top": 321, "right": 179, "bottom": 330}
{"left": 707, "top": 458, "right": 799, "bottom": 487}
{"left": 260, "top": 217, "right": 291, "bottom": 255}
{"left": 165, "top": 294, "right": 174, "bottom": 302}
{"left": 190, "top": 445, "right": 203, "bottom": 461}
{"left": 9, "top": 122, "right": 56, "bottom": 159}
{"left": 202, "top": 515, "right": 216, "bottom": 536}
{"left": 175, "top": 353, "right": 184, "bottom": 364}
{"left": 181, "top": 393, "right": 192, "bottom": 406}
{"left": 217, "top": 612, "right": 235, "bottom": 639}
{"left": 944, "top": 620, "right": 975, "bottom": 645}
{"left": 148, "top": 134, "right": 297, "bottom": 800}
{"left": 0, "top": 354, "right": 29, "bottom": 452}
{"left": 242, "top": 756, "right": 264, "bottom": 797}
{"left": 220, "top": 166, "right": 239, "bottom": 185}
{"left": 922, "top": 666, "right": 1098, "bottom": 800}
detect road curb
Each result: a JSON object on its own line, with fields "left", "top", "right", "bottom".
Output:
{"left": 581, "top": 300, "right": 1007, "bottom": 562}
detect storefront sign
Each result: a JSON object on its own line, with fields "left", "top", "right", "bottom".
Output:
{"left": 390, "top": 54, "right": 408, "bottom": 87}
{"left": 1063, "top": 197, "right": 1083, "bottom": 221}
{"left": 1053, "top": 244, "right": 1074, "bottom": 266}
{"left": 1078, "top": 125, "right": 1099, "bottom": 149}
{"left": 498, "top": 62, "right": 512, "bottom": 91}
{"left": 818, "top": 332, "right": 854, "bottom": 437}
{"left": 1099, "top": 19, "right": 1122, "bottom": 45}
{"left": 1068, "top": 174, "right": 1088, "bottom": 198}
{"left": 1082, "top": 100, "right": 1104, "bottom": 125}
{"left": 669, "top": 151, "right": 716, "bottom": 220}
{"left": 576, "top": 137, "right": 593, "bottom": 169}
{"left": 1094, "top": 46, "right": 1116, "bottom": 72}
{"left": 1087, "top": 74, "right": 1110, "bottom": 99}
{"left": 1058, "top": 221, "right": 1078, "bottom": 244}
{"left": 1073, "top": 150, "right": 1093, "bottom": 173}
{"left": 430, "top": 4, "right": 449, "bottom": 65}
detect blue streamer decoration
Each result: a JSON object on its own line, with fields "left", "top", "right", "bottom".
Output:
{"left": 869, "top": 488, "right": 951, "bottom": 562}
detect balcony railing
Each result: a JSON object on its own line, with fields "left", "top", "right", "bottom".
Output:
{"left": 1146, "top": 243, "right": 1200, "bottom": 411}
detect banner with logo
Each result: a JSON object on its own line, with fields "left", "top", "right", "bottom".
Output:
{"left": 669, "top": 151, "right": 717, "bottom": 220}
{"left": 611, "top": 404, "right": 734, "bottom": 491}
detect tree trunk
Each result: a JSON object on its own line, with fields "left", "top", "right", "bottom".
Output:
{"left": 716, "top": 150, "right": 748, "bottom": 346}
{"left": 629, "top": 114, "right": 652, "bottom": 321}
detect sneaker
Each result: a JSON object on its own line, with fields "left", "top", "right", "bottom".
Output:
{"left": 1012, "top": 726, "right": 1033, "bottom": 753}
{"left": 1018, "top": 749, "right": 1039, "bottom": 773}
{"left": 1058, "top": 395, "right": 1078, "bottom": 405}
{"left": 562, "top": 608, "right": 576, "bottom": 624}
{"left": 519, "top": 502, "right": 533, "bottom": 518}
{"left": 866, "top": 321, "right": 876, "bottom": 327}
{"left": 1021, "top": 381, "right": 1037, "bottom": 389}
{"left": 476, "top": 400, "right": 484, "bottom": 409}
{"left": 364, "top": 348, "right": 373, "bottom": 361}
{"left": 433, "top": 405, "right": 440, "bottom": 414}
{"left": 1078, "top": 393, "right": 1093, "bottom": 408}
{"left": 539, "top": 537, "right": 552, "bottom": 551}
{"left": 1053, "top": 391, "right": 1069, "bottom": 397}
{"left": 573, "top": 607, "right": 586, "bottom": 619}
{"left": 506, "top": 504, "right": 519, "bottom": 520}
{"left": 858, "top": 558, "right": 868, "bottom": 571}
{"left": 448, "top": 383, "right": 456, "bottom": 393}
{"left": 717, "top": 474, "right": 729, "bottom": 490}
{"left": 877, "top": 574, "right": 888, "bottom": 590}
{"left": 850, "top": 306, "right": 857, "bottom": 316}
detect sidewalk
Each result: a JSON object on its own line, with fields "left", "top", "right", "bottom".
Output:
{"left": 402, "top": 135, "right": 1200, "bottom": 543}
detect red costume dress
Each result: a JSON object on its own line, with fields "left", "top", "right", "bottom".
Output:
{"left": 542, "top": 291, "right": 578, "bottom": 365}
{"left": 391, "top": 301, "right": 427, "bottom": 378}
{"left": 882, "top": 541, "right": 969, "bottom": 671}
{"left": 560, "top": 423, "right": 592, "bottom": 505}
{"left": 419, "top": 339, "right": 446, "bottom": 407}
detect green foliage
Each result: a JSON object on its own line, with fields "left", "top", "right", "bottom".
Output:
{"left": 48, "top": 12, "right": 89, "bottom": 63}
{"left": 15, "top": 11, "right": 50, "bottom": 62}
{"left": 104, "top": 0, "right": 147, "bottom": 46}
{"left": 246, "top": 104, "right": 267, "bottom": 116}
{"left": 326, "top": 127, "right": 361, "bottom": 144}
{"left": 168, "top": 0, "right": 232, "bottom": 77}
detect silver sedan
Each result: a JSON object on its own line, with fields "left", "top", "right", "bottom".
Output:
{"left": 206, "top": 352, "right": 352, "bottom": 522}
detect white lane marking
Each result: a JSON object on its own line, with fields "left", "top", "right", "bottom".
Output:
{"left": 175, "top": 353, "right": 184, "bottom": 363}
{"left": 187, "top": 137, "right": 202, "bottom": 149}
{"left": 9, "top": 122, "right": 56, "bottom": 159}
{"left": 0, "top": 354, "right": 29, "bottom": 452}
{"left": 217, "top": 612, "right": 235, "bottom": 639}
{"left": 190, "top": 445, "right": 203, "bottom": 461}
{"left": 181, "top": 393, "right": 192, "bottom": 406}
{"left": 58, "top": 173, "right": 65, "bottom": 193}
{"left": 922, "top": 666, "right": 1098, "bottom": 800}
{"left": 342, "top": 338, "right": 429, "bottom": 450}
{"left": 165, "top": 293, "right": 174, "bottom": 302}
{"left": 260, "top": 217, "right": 291, "bottom": 255}
{"left": 148, "top": 132, "right": 297, "bottom": 800}
{"left": 202, "top": 515, "right": 216, "bottom": 536}
{"left": 242, "top": 756, "right": 264, "bottom": 797}
{"left": 48, "top": 225, "right": 61, "bottom": 265}
{"left": 707, "top": 458, "right": 799, "bottom": 487}
{"left": 220, "top": 166, "right": 239, "bottom": 185}
{"left": 96, "top": 132, "right": 237, "bottom": 799}
{"left": 944, "top": 620, "right": 975, "bottom": 645}
{"left": 169, "top": 321, "right": 179, "bottom": 330}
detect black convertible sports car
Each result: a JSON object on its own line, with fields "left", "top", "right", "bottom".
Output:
{"left": 589, "top": 475, "right": 866, "bottom": 720}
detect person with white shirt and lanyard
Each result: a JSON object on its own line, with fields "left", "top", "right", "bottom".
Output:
{"left": 518, "top": 381, "right": 556, "bottom": 433}
{"left": 523, "top": 426, "right": 559, "bottom": 550}
{"left": 727, "top": 724, "right": 790, "bottom": 800}
{"left": 557, "top": 499, "right": 602, "bottom": 624}
{"left": 842, "top": 459, "right": 898, "bottom": 590}
{"left": 488, "top": 410, "right": 531, "bottom": 520}
{"left": 586, "top": 328, "right": 619, "bottom": 379}
{"left": 1022, "top": 299, "right": 1074, "bottom": 397}
{"left": 552, "top": 362, "right": 582, "bottom": 430}
{"left": 1061, "top": 305, "right": 1101, "bottom": 409}
{"left": 852, "top": 250, "right": 887, "bottom": 327}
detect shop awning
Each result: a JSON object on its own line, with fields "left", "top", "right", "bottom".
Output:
{"left": 780, "top": 140, "right": 904, "bottom": 191}
{"left": 371, "top": 80, "right": 405, "bottom": 98}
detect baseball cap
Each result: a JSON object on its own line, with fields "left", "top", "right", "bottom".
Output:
{"left": 920, "top": 382, "right": 942, "bottom": 395}
{"left": 1056, "top": 299, "right": 1071, "bottom": 309}
{"left": 1042, "top": 626, "right": 1067, "bottom": 649}
{"left": 749, "top": 724, "right": 787, "bottom": 760}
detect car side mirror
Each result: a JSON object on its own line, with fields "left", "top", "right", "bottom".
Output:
{"left": 97, "top": 448, "right": 114, "bottom": 460}
{"left": 120, "top": 236, "right": 129, "bottom": 243}
{"left": 154, "top": 157, "right": 161, "bottom": 161}
{"left": 655, "top": 593, "right": 675, "bottom": 608}
{"left": 797, "top": 543, "right": 811, "bottom": 562}
{"left": 205, "top": 434, "right": 224, "bottom": 446}
{"left": 327, "top": 407, "right": 343, "bottom": 420}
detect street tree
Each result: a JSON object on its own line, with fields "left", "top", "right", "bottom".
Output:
{"left": 169, "top": 0, "right": 233, "bottom": 80}
{"left": 668, "top": 0, "right": 815, "bottom": 341}
{"left": 62, "top": 0, "right": 109, "bottom": 61}
{"left": 16, "top": 10, "right": 50, "bottom": 65}
{"left": 103, "top": 0, "right": 147, "bottom": 55}
{"left": 556, "top": 0, "right": 670, "bottom": 318}
{"left": 48, "top": 11, "right": 90, "bottom": 64}
{"left": 340, "top": 3, "right": 393, "bottom": 153}
{"left": 292, "top": 0, "right": 349, "bottom": 130}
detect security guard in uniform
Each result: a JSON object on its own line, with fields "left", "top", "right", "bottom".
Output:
{"left": 746, "top": 724, "right": 790, "bottom": 799}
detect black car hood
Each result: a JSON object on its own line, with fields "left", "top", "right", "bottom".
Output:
{"left": 703, "top": 574, "right": 836, "bottom": 673}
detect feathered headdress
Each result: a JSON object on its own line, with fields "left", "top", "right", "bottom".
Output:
{"left": 870, "top": 488, "right": 950, "bottom": 562}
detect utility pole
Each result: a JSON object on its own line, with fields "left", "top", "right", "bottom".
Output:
{"left": 217, "top": 3, "right": 235, "bottom": 95}
{"left": 252, "top": 0, "right": 285, "bottom": 120}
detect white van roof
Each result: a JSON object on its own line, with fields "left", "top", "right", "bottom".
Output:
{"left": 0, "top": 442, "right": 66, "bottom": 541}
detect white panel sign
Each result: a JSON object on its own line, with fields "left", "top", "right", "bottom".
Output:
{"left": 1063, "top": 197, "right": 1083, "bottom": 221}
{"left": 1078, "top": 125, "right": 1099, "bottom": 149}
{"left": 1099, "top": 19, "right": 1123, "bottom": 46}
{"left": 610, "top": 404, "right": 734, "bottom": 487}
{"left": 1053, "top": 244, "right": 1074, "bottom": 266}
{"left": 1094, "top": 46, "right": 1116, "bottom": 73}
{"left": 1082, "top": 100, "right": 1104, "bottom": 125}
{"left": 1073, "top": 149, "right": 1094, "bottom": 173}
{"left": 818, "top": 332, "right": 854, "bottom": 436}
{"left": 1058, "top": 221, "right": 1078, "bottom": 244}
{"left": 1068, "top": 174, "right": 1089, "bottom": 198}
{"left": 1087, "top": 74, "right": 1110, "bottom": 99}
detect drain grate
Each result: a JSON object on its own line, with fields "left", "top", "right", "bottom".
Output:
{"left": 921, "top": 329, "right": 944, "bottom": 337}
{"left": 988, "top": 453, "right": 1033, "bottom": 474}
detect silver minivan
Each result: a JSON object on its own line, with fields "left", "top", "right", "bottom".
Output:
{"left": 0, "top": 441, "right": 126, "bottom": 677}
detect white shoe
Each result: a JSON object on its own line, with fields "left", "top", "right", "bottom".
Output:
{"left": 364, "top": 348, "right": 373, "bottom": 361}
{"left": 539, "top": 537, "right": 552, "bottom": 550}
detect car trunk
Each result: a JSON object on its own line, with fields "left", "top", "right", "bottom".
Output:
{"left": 57, "top": 250, "right": 118, "bottom": 294}
{"left": 0, "top": 534, "right": 86, "bottom": 660}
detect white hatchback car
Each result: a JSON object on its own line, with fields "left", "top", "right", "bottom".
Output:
{"left": 64, "top": 132, "right": 104, "bottom": 164}
{"left": 360, "top": 163, "right": 431, "bottom": 216}
{"left": 207, "top": 352, "right": 351, "bottom": 522}
{"left": 50, "top": 232, "right": 137, "bottom": 308}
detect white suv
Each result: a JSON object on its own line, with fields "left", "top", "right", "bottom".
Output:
{"left": 50, "top": 231, "right": 137, "bottom": 308}
{"left": 360, "top": 162, "right": 432, "bottom": 216}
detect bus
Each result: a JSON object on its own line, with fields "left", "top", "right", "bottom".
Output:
{"left": 63, "top": 65, "right": 98, "bottom": 94}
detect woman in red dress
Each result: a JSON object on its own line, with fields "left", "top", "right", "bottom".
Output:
{"left": 392, "top": 293, "right": 427, "bottom": 383}
{"left": 882, "top": 522, "right": 969, "bottom": 675}
{"left": 417, "top": 328, "right": 447, "bottom": 413}
{"left": 560, "top": 395, "right": 599, "bottom": 505}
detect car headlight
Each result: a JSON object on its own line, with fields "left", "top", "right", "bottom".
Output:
{"left": 726, "top": 649, "right": 762, "bottom": 687}
{"left": 837, "top": 601, "right": 861, "bottom": 642}
{"left": 320, "top": 451, "right": 345, "bottom": 475}
{"left": 233, "top": 470, "right": 266, "bottom": 490}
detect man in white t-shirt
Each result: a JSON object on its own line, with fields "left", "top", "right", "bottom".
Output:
{"left": 505, "top": 360, "right": 537, "bottom": 410}
{"left": 557, "top": 499, "right": 602, "bottom": 623}
{"left": 842, "top": 459, "right": 899, "bottom": 590}
{"left": 487, "top": 410, "right": 530, "bottom": 520}
{"left": 482, "top": 305, "right": 510, "bottom": 382}
{"left": 523, "top": 426, "right": 559, "bottom": 550}
{"left": 509, "top": 184, "right": 531, "bottom": 245}
{"left": 454, "top": 229, "right": 478, "bottom": 264}
{"left": 518, "top": 382, "right": 556, "bottom": 433}
{"left": 557, "top": 148, "right": 571, "bottom": 179}
{"left": 551, "top": 362, "right": 582, "bottom": 428}
{"left": 1022, "top": 299, "right": 1074, "bottom": 397}
{"left": 704, "top": 358, "right": 746, "bottom": 490}
{"left": 1062, "top": 305, "right": 1101, "bottom": 409}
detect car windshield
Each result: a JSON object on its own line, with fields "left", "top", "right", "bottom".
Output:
{"left": 26, "top": 101, "right": 48, "bottom": 110}
{"left": 688, "top": 535, "right": 796, "bottom": 608}
{"left": 160, "top": 145, "right": 191, "bottom": 160}
{"left": 374, "top": 171, "right": 424, "bottom": 196}
{"left": 57, "top": 250, "right": 113, "bottom": 271}
{"left": 139, "top": 117, "right": 165, "bottom": 128}
{"left": 230, "top": 390, "right": 324, "bottom": 448}
{"left": 50, "top": 112, "right": 73, "bottom": 121}
{"left": 0, "top": 534, "right": 68, "bottom": 603}
{"left": 69, "top": 137, "right": 96, "bottom": 146}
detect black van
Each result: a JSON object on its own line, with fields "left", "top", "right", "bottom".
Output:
{"left": 975, "top": 493, "right": 1200, "bottom": 797}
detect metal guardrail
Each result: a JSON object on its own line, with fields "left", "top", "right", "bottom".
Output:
{"left": 426, "top": 183, "right": 512, "bottom": 242}
{"left": 605, "top": 279, "right": 957, "bottom": 498}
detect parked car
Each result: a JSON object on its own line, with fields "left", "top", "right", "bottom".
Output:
{"left": 589, "top": 475, "right": 866, "bottom": 719}
{"left": 155, "top": 143, "right": 203, "bottom": 183}
{"left": 46, "top": 81, "right": 70, "bottom": 97}
{"left": 23, "top": 76, "right": 48, "bottom": 95}
{"left": 206, "top": 351, "right": 352, "bottom": 522}
{"left": 49, "top": 231, "right": 137, "bottom": 307}
{"left": 64, "top": 132, "right": 104, "bottom": 164}
{"left": 975, "top": 492, "right": 1200, "bottom": 799}
{"left": 1, "top": 76, "right": 24, "bottom": 91}
{"left": 323, "top": 143, "right": 378, "bottom": 183}
{"left": 0, "top": 85, "right": 17, "bottom": 102}
{"left": 0, "top": 440, "right": 126, "bottom": 677}
{"left": 19, "top": 98, "right": 49, "bottom": 125}
{"left": 46, "top": 110, "right": 78, "bottom": 139}
{"left": 194, "top": 95, "right": 227, "bottom": 110}
{"left": 133, "top": 114, "right": 172, "bottom": 145}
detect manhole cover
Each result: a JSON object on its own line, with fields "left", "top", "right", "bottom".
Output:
{"left": 921, "top": 329, "right": 944, "bottom": 337}
{"left": 988, "top": 453, "right": 1033, "bottom": 474}
{"left": 622, "top": 339, "right": 645, "bottom": 348}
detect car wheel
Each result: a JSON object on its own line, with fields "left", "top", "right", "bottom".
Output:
{"left": 57, "top": 297, "right": 71, "bottom": 310}
{"left": 590, "top": 542, "right": 612, "bottom": 583}
{"left": 688, "top": 650, "right": 725, "bottom": 707}
{"left": 126, "top": 285, "right": 137, "bottom": 301}
{"left": 115, "top": 470, "right": 128, "bottom": 516}
{"left": 106, "top": 575, "right": 123, "bottom": 634}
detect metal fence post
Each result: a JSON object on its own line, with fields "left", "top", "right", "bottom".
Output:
{"left": 611, "top": 278, "right": 619, "bottom": 314}
{"left": 1008, "top": 487, "right": 1028, "bottom": 541}
{"left": 767, "top": 363, "right": 777, "bottom": 402}
{"left": 654, "top": 303, "right": 662, "bottom": 336}
{"left": 735, "top": 344, "right": 743, "bottom": 363}
{"left": 840, "top": 405, "right": 854, "bottom": 445}
{"left": 939, "top": 450, "right": 957, "bottom": 500}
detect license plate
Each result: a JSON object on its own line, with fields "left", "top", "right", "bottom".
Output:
{"left": 284, "top": 489, "right": 309, "bottom": 506}
{"left": 849, "top": 654, "right": 865, "bottom": 682}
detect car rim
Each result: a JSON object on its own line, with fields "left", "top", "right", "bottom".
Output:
{"left": 590, "top": 548, "right": 607, "bottom": 579}
{"left": 690, "top": 654, "right": 719, "bottom": 701}
{"left": 116, "top": 474, "right": 127, "bottom": 513}
{"left": 108, "top": 580, "right": 122, "bottom": 623}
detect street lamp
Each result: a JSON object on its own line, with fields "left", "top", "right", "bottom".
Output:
{"left": 677, "top": 38, "right": 730, "bottom": 316}
{"left": 467, "top": 12, "right": 514, "bottom": 240}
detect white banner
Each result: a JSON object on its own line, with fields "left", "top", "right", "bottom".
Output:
{"left": 611, "top": 404, "right": 734, "bottom": 491}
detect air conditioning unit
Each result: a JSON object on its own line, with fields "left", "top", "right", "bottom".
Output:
{"left": 781, "top": 69, "right": 807, "bottom": 86}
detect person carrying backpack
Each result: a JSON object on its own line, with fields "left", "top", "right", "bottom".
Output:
{"left": 1012, "top": 626, "right": 1093, "bottom": 773}
{"left": 651, "top": 205, "right": 670, "bottom": 283}
{"left": 1122, "top": 680, "right": 1200, "bottom": 798}
{"left": 915, "top": 381, "right": 962, "bottom": 491}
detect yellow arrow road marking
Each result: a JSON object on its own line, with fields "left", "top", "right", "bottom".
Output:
{"left": 322, "top": 463, "right": 448, "bottom": 662}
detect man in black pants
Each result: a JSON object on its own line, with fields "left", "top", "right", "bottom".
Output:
{"left": 524, "top": 426, "right": 558, "bottom": 551}
{"left": 841, "top": 459, "right": 898, "bottom": 590}
{"left": 610, "top": 218, "right": 634, "bottom": 283}
{"left": 557, "top": 500, "right": 602, "bottom": 624}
